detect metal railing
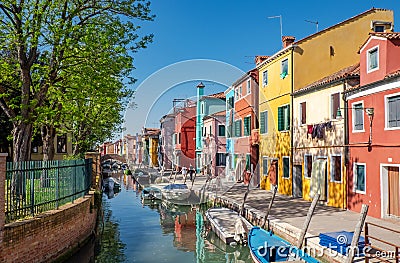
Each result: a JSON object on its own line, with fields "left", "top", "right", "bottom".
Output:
{"left": 5, "top": 159, "right": 92, "bottom": 223}
{"left": 365, "top": 222, "right": 400, "bottom": 263}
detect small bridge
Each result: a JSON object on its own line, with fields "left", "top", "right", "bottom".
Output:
{"left": 101, "top": 154, "right": 126, "bottom": 163}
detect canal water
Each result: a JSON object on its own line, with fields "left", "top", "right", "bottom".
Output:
{"left": 66, "top": 174, "right": 252, "bottom": 263}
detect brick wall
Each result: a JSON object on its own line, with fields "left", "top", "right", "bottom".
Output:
{"left": 0, "top": 192, "right": 98, "bottom": 263}
{"left": 0, "top": 154, "right": 100, "bottom": 262}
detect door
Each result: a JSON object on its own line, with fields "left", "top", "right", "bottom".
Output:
{"left": 388, "top": 167, "right": 400, "bottom": 217}
{"left": 293, "top": 165, "right": 303, "bottom": 198}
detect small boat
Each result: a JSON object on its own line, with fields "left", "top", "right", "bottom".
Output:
{"left": 141, "top": 186, "right": 162, "bottom": 200}
{"left": 161, "top": 183, "right": 191, "bottom": 201}
{"left": 133, "top": 172, "right": 150, "bottom": 186}
{"left": 205, "top": 207, "right": 253, "bottom": 245}
{"left": 248, "top": 226, "right": 319, "bottom": 263}
{"left": 103, "top": 177, "right": 121, "bottom": 192}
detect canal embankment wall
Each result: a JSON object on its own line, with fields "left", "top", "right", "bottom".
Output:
{"left": 0, "top": 152, "right": 102, "bottom": 263}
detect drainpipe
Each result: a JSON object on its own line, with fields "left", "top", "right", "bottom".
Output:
{"left": 290, "top": 46, "right": 295, "bottom": 197}
{"left": 343, "top": 80, "right": 349, "bottom": 210}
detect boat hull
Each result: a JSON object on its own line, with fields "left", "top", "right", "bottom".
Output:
{"left": 248, "top": 226, "right": 319, "bottom": 263}
{"left": 206, "top": 207, "right": 253, "bottom": 245}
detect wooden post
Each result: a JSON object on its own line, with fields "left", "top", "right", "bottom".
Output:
{"left": 262, "top": 185, "right": 278, "bottom": 229}
{"left": 345, "top": 204, "right": 369, "bottom": 263}
{"left": 364, "top": 222, "right": 369, "bottom": 263}
{"left": 296, "top": 193, "right": 320, "bottom": 249}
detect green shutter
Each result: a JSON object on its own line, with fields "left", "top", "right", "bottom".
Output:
{"left": 285, "top": 105, "right": 290, "bottom": 130}
{"left": 278, "top": 107, "right": 283, "bottom": 131}
{"left": 244, "top": 116, "right": 250, "bottom": 136}
{"left": 260, "top": 112, "right": 265, "bottom": 134}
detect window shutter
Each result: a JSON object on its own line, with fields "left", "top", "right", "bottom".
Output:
{"left": 301, "top": 102, "right": 306, "bottom": 124}
{"left": 260, "top": 112, "right": 265, "bottom": 133}
{"left": 331, "top": 93, "right": 340, "bottom": 119}
{"left": 285, "top": 105, "right": 290, "bottom": 130}
{"left": 278, "top": 107, "right": 283, "bottom": 131}
{"left": 388, "top": 95, "right": 400, "bottom": 127}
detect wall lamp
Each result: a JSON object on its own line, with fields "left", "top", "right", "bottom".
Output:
{"left": 336, "top": 106, "right": 374, "bottom": 145}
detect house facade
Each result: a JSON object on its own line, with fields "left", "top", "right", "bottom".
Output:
{"left": 159, "top": 114, "right": 175, "bottom": 170}
{"left": 173, "top": 100, "right": 196, "bottom": 170}
{"left": 195, "top": 86, "right": 226, "bottom": 173}
{"left": 202, "top": 111, "right": 226, "bottom": 178}
{"left": 258, "top": 38, "right": 294, "bottom": 196}
{"left": 231, "top": 69, "right": 260, "bottom": 186}
{"left": 345, "top": 32, "right": 400, "bottom": 219}
{"left": 292, "top": 64, "right": 360, "bottom": 208}
{"left": 225, "top": 86, "right": 235, "bottom": 181}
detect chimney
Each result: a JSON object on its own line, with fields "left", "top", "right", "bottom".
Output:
{"left": 255, "top": 55, "right": 270, "bottom": 65}
{"left": 282, "top": 36, "right": 295, "bottom": 48}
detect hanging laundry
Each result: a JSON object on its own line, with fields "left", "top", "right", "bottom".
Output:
{"left": 307, "top": 125, "right": 313, "bottom": 139}
{"left": 324, "top": 121, "right": 333, "bottom": 130}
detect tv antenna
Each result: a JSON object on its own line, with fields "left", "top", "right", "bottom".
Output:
{"left": 268, "top": 15, "right": 283, "bottom": 47}
{"left": 305, "top": 20, "right": 319, "bottom": 33}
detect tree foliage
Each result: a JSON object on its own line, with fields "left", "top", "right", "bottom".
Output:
{"left": 0, "top": 0, "right": 154, "bottom": 162}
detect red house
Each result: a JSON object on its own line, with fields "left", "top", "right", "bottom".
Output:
{"left": 345, "top": 32, "right": 400, "bottom": 219}
{"left": 173, "top": 99, "right": 196, "bottom": 170}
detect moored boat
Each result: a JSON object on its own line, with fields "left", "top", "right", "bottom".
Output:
{"left": 161, "top": 183, "right": 191, "bottom": 201}
{"left": 205, "top": 207, "right": 253, "bottom": 245}
{"left": 248, "top": 226, "right": 319, "bottom": 263}
{"left": 141, "top": 186, "right": 162, "bottom": 200}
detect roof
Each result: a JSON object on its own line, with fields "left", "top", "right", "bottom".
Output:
{"left": 293, "top": 64, "right": 360, "bottom": 95}
{"left": 203, "top": 110, "right": 226, "bottom": 120}
{"left": 294, "top": 8, "right": 391, "bottom": 46}
{"left": 370, "top": 32, "right": 400, "bottom": 39}
{"left": 232, "top": 68, "right": 258, "bottom": 87}
{"left": 201, "top": 92, "right": 226, "bottom": 100}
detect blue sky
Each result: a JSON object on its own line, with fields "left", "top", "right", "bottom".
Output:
{"left": 122, "top": 0, "right": 400, "bottom": 135}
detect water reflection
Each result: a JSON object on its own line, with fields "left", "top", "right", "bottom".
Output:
{"left": 66, "top": 174, "right": 251, "bottom": 263}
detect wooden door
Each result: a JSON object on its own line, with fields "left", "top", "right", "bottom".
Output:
{"left": 388, "top": 167, "right": 400, "bottom": 217}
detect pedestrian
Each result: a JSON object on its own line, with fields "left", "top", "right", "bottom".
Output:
{"left": 189, "top": 164, "right": 195, "bottom": 181}
{"left": 181, "top": 166, "right": 188, "bottom": 182}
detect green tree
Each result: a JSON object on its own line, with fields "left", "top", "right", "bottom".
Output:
{"left": 0, "top": 0, "right": 154, "bottom": 163}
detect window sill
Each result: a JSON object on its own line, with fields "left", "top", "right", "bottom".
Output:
{"left": 384, "top": 126, "right": 400, "bottom": 131}
{"left": 354, "top": 189, "right": 366, "bottom": 195}
{"left": 352, "top": 129, "right": 365, "bottom": 133}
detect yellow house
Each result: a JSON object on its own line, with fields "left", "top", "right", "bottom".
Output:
{"left": 258, "top": 8, "right": 393, "bottom": 200}
{"left": 31, "top": 134, "right": 73, "bottom": 160}
{"left": 258, "top": 38, "right": 295, "bottom": 196}
{"left": 293, "top": 8, "right": 393, "bottom": 91}
{"left": 292, "top": 64, "right": 359, "bottom": 208}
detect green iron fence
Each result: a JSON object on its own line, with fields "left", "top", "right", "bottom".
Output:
{"left": 5, "top": 159, "right": 92, "bottom": 223}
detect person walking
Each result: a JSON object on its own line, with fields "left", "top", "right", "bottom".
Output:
{"left": 189, "top": 164, "right": 195, "bottom": 182}
{"left": 181, "top": 166, "right": 188, "bottom": 183}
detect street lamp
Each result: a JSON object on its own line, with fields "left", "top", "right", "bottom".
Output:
{"left": 336, "top": 107, "right": 374, "bottom": 144}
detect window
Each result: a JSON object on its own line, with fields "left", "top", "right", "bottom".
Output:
{"left": 331, "top": 93, "right": 340, "bottom": 119}
{"left": 262, "top": 157, "right": 268, "bottom": 175}
{"left": 304, "top": 155, "right": 312, "bottom": 178}
{"left": 201, "top": 102, "right": 204, "bottom": 114}
{"left": 278, "top": 105, "right": 290, "bottom": 131}
{"left": 209, "top": 126, "right": 211, "bottom": 136}
{"left": 367, "top": 47, "right": 378, "bottom": 72}
{"left": 331, "top": 155, "right": 342, "bottom": 182}
{"left": 374, "top": 25, "right": 385, "bottom": 32}
{"left": 300, "top": 102, "right": 306, "bottom": 125}
{"left": 216, "top": 153, "right": 226, "bottom": 166}
{"left": 387, "top": 94, "right": 400, "bottom": 128}
{"left": 178, "top": 133, "right": 181, "bottom": 144}
{"left": 239, "top": 86, "right": 242, "bottom": 98}
{"left": 244, "top": 116, "right": 251, "bottom": 136}
{"left": 353, "top": 102, "right": 364, "bottom": 131}
{"left": 247, "top": 79, "right": 251, "bottom": 94}
{"left": 354, "top": 163, "right": 366, "bottom": 193}
{"left": 218, "top": 125, "right": 225, "bottom": 136}
{"left": 281, "top": 59, "right": 288, "bottom": 79}
{"left": 32, "top": 146, "right": 39, "bottom": 153}
{"left": 260, "top": 111, "right": 268, "bottom": 134}
{"left": 228, "top": 97, "right": 234, "bottom": 109}
{"left": 283, "top": 156, "right": 290, "bottom": 178}
{"left": 57, "top": 135, "right": 67, "bottom": 153}
{"left": 262, "top": 70, "right": 268, "bottom": 86}
{"left": 235, "top": 119, "right": 242, "bottom": 137}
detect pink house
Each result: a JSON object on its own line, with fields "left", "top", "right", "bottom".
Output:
{"left": 345, "top": 32, "right": 400, "bottom": 219}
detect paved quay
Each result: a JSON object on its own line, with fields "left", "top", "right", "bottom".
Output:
{"left": 142, "top": 171, "right": 399, "bottom": 263}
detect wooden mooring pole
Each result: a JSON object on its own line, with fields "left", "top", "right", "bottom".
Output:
{"left": 345, "top": 204, "right": 369, "bottom": 263}
{"left": 296, "top": 193, "right": 320, "bottom": 249}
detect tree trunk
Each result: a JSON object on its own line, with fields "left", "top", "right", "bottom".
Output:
{"left": 11, "top": 122, "right": 33, "bottom": 198}
{"left": 41, "top": 125, "right": 55, "bottom": 161}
